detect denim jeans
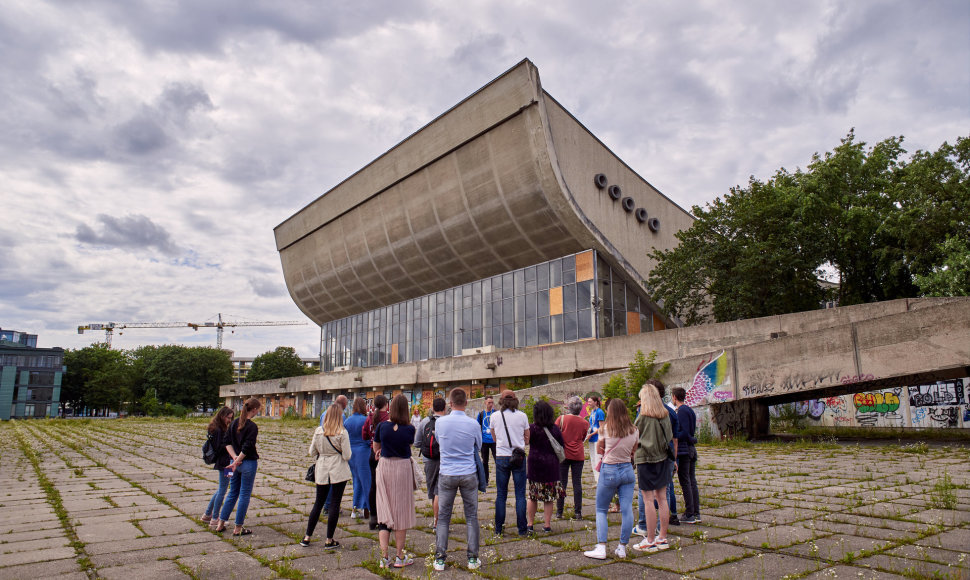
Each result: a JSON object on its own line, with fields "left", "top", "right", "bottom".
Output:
{"left": 204, "top": 468, "right": 230, "bottom": 518}
{"left": 595, "top": 463, "right": 635, "bottom": 545}
{"left": 494, "top": 456, "right": 527, "bottom": 534}
{"left": 638, "top": 469, "right": 677, "bottom": 530}
{"left": 219, "top": 459, "right": 258, "bottom": 526}
{"left": 435, "top": 473, "right": 479, "bottom": 561}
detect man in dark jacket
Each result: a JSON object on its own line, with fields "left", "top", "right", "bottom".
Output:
{"left": 672, "top": 387, "right": 701, "bottom": 523}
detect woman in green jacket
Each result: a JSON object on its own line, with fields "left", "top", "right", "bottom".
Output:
{"left": 632, "top": 384, "right": 673, "bottom": 552}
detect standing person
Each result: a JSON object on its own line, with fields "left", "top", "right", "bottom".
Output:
{"left": 301, "top": 404, "right": 352, "bottom": 548}
{"left": 216, "top": 397, "right": 262, "bottom": 536}
{"left": 672, "top": 387, "right": 701, "bottom": 524}
{"left": 414, "top": 398, "right": 446, "bottom": 531}
{"left": 491, "top": 390, "right": 530, "bottom": 537}
{"left": 526, "top": 400, "right": 566, "bottom": 533}
{"left": 583, "top": 399, "right": 639, "bottom": 559}
{"left": 320, "top": 395, "right": 349, "bottom": 426}
{"left": 373, "top": 394, "right": 417, "bottom": 569}
{"left": 632, "top": 385, "right": 674, "bottom": 552}
{"left": 362, "top": 394, "right": 389, "bottom": 530}
{"left": 201, "top": 407, "right": 234, "bottom": 530}
{"left": 585, "top": 394, "right": 605, "bottom": 484}
{"left": 344, "top": 398, "right": 371, "bottom": 520}
{"left": 432, "top": 388, "right": 483, "bottom": 571}
{"left": 556, "top": 396, "right": 587, "bottom": 520}
{"left": 410, "top": 405, "right": 423, "bottom": 430}
{"left": 634, "top": 380, "right": 680, "bottom": 535}
{"left": 476, "top": 395, "right": 497, "bottom": 483}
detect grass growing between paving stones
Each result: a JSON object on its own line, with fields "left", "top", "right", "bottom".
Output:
{"left": 929, "top": 470, "right": 959, "bottom": 510}
{"left": 11, "top": 422, "right": 95, "bottom": 576}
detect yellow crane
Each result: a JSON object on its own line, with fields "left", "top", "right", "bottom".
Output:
{"left": 77, "top": 313, "right": 307, "bottom": 349}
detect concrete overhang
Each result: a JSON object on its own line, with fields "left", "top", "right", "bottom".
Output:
{"left": 275, "top": 59, "right": 694, "bottom": 325}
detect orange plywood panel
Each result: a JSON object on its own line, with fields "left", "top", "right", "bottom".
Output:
{"left": 653, "top": 314, "right": 666, "bottom": 331}
{"left": 627, "top": 311, "right": 641, "bottom": 334}
{"left": 550, "top": 286, "right": 563, "bottom": 315}
{"left": 576, "top": 251, "right": 594, "bottom": 282}
{"left": 391, "top": 343, "right": 399, "bottom": 364}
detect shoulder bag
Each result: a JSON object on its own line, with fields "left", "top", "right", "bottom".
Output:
{"left": 502, "top": 411, "right": 527, "bottom": 469}
{"left": 543, "top": 427, "right": 565, "bottom": 463}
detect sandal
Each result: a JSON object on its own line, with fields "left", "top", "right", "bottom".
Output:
{"left": 232, "top": 527, "right": 253, "bottom": 536}
{"left": 200, "top": 514, "right": 212, "bottom": 524}
{"left": 214, "top": 523, "right": 227, "bottom": 533}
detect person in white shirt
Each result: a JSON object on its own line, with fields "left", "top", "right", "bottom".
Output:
{"left": 490, "top": 389, "right": 531, "bottom": 536}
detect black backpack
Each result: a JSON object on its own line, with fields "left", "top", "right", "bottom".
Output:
{"left": 421, "top": 416, "right": 440, "bottom": 460}
{"left": 202, "top": 432, "right": 217, "bottom": 465}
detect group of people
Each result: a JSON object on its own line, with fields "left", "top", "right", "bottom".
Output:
{"left": 199, "top": 380, "right": 702, "bottom": 569}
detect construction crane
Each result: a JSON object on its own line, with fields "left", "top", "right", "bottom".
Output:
{"left": 78, "top": 313, "right": 307, "bottom": 349}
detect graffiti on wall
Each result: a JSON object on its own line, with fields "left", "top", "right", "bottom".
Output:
{"left": 767, "top": 379, "right": 969, "bottom": 429}
{"left": 685, "top": 351, "right": 733, "bottom": 406}
{"left": 909, "top": 379, "right": 964, "bottom": 408}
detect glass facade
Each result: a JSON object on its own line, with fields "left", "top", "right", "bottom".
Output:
{"left": 1, "top": 330, "right": 63, "bottom": 420}
{"left": 320, "top": 250, "right": 666, "bottom": 372}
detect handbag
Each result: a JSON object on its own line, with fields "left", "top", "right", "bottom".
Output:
{"left": 501, "top": 411, "right": 526, "bottom": 469}
{"left": 594, "top": 434, "right": 620, "bottom": 473}
{"left": 305, "top": 463, "right": 315, "bottom": 482}
{"left": 474, "top": 442, "right": 487, "bottom": 492}
{"left": 544, "top": 427, "right": 565, "bottom": 463}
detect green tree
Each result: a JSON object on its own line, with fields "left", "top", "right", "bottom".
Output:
{"left": 62, "top": 343, "right": 131, "bottom": 414}
{"left": 915, "top": 236, "right": 970, "bottom": 296}
{"left": 246, "top": 346, "right": 315, "bottom": 383}
{"left": 601, "top": 350, "right": 670, "bottom": 417}
{"left": 142, "top": 345, "right": 231, "bottom": 410}
{"left": 649, "top": 131, "right": 969, "bottom": 324}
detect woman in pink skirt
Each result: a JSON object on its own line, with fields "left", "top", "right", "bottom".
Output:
{"left": 373, "top": 394, "right": 417, "bottom": 569}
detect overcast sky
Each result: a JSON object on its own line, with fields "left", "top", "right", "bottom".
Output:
{"left": 2, "top": 1, "right": 968, "bottom": 358}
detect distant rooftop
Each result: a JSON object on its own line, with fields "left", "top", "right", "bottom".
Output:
{"left": 0, "top": 328, "right": 38, "bottom": 348}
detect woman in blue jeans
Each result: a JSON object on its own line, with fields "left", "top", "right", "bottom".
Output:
{"left": 583, "top": 399, "right": 639, "bottom": 560}
{"left": 216, "top": 397, "right": 261, "bottom": 536}
{"left": 201, "top": 406, "right": 234, "bottom": 529}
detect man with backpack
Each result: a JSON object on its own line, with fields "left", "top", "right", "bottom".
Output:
{"left": 475, "top": 395, "right": 497, "bottom": 483}
{"left": 414, "top": 397, "right": 446, "bottom": 531}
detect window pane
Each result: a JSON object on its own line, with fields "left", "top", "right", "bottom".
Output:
{"left": 577, "top": 280, "right": 592, "bottom": 311}
{"left": 482, "top": 278, "right": 491, "bottom": 302}
{"left": 524, "top": 266, "right": 537, "bottom": 294}
{"left": 515, "top": 322, "right": 525, "bottom": 347}
{"left": 525, "top": 293, "right": 537, "bottom": 319}
{"left": 491, "top": 327, "right": 502, "bottom": 348}
{"left": 502, "top": 273, "right": 513, "bottom": 298}
{"left": 578, "top": 309, "right": 593, "bottom": 339}
{"left": 503, "top": 324, "right": 514, "bottom": 348}
{"left": 514, "top": 295, "right": 525, "bottom": 322}
{"left": 536, "top": 262, "right": 549, "bottom": 290}
{"left": 473, "top": 281, "right": 481, "bottom": 305}
{"left": 462, "top": 284, "right": 472, "bottom": 308}
{"left": 472, "top": 306, "right": 482, "bottom": 329}
{"left": 513, "top": 269, "right": 525, "bottom": 295}
{"left": 538, "top": 316, "right": 550, "bottom": 344}
{"left": 564, "top": 311, "right": 578, "bottom": 342}
{"left": 601, "top": 308, "right": 613, "bottom": 338}
{"left": 550, "top": 259, "right": 562, "bottom": 287}
{"left": 537, "top": 290, "right": 549, "bottom": 316}
{"left": 563, "top": 268, "right": 576, "bottom": 285}
{"left": 563, "top": 284, "right": 576, "bottom": 312}
{"left": 526, "top": 318, "right": 537, "bottom": 346}
{"left": 562, "top": 255, "right": 575, "bottom": 272}
{"left": 492, "top": 301, "right": 503, "bottom": 326}
{"left": 503, "top": 298, "right": 513, "bottom": 324}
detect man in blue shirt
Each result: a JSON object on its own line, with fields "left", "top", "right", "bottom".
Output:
{"left": 476, "top": 395, "right": 497, "bottom": 483}
{"left": 433, "top": 388, "right": 483, "bottom": 572}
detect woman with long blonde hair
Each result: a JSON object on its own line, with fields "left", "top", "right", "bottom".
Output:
{"left": 582, "top": 398, "right": 639, "bottom": 560}
{"left": 301, "top": 403, "right": 352, "bottom": 548}
{"left": 632, "top": 383, "right": 673, "bottom": 553}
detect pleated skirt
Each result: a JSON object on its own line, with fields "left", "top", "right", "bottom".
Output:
{"left": 375, "top": 457, "right": 416, "bottom": 530}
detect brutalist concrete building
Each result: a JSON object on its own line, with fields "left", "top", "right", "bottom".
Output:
{"left": 226, "top": 60, "right": 694, "bottom": 414}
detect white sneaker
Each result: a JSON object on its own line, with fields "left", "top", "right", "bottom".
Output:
{"left": 632, "top": 524, "right": 647, "bottom": 536}
{"left": 615, "top": 543, "right": 627, "bottom": 558}
{"left": 633, "top": 537, "right": 658, "bottom": 552}
{"left": 655, "top": 538, "right": 669, "bottom": 551}
{"left": 583, "top": 544, "right": 608, "bottom": 559}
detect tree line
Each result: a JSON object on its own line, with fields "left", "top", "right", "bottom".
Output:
{"left": 648, "top": 131, "right": 969, "bottom": 325}
{"left": 61, "top": 344, "right": 316, "bottom": 417}
{"left": 62, "top": 344, "right": 232, "bottom": 416}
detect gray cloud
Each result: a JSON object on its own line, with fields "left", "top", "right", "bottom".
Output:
{"left": 76, "top": 214, "right": 183, "bottom": 256}
{"left": 250, "top": 277, "right": 287, "bottom": 298}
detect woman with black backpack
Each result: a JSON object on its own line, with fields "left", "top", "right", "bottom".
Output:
{"left": 201, "top": 407, "right": 234, "bottom": 530}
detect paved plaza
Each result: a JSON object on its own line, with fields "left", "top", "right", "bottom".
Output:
{"left": 1, "top": 419, "right": 968, "bottom": 579}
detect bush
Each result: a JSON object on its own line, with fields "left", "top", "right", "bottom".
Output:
{"left": 602, "top": 350, "right": 670, "bottom": 417}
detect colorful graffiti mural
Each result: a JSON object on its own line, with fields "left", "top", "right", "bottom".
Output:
{"left": 767, "top": 379, "right": 969, "bottom": 429}
{"left": 685, "top": 351, "right": 732, "bottom": 406}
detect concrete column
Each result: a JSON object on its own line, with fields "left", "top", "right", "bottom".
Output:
{"left": 711, "top": 399, "right": 771, "bottom": 439}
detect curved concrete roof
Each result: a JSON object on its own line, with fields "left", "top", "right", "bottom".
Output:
{"left": 276, "top": 59, "right": 694, "bottom": 325}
